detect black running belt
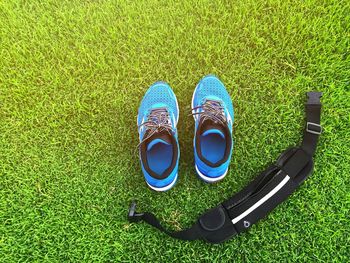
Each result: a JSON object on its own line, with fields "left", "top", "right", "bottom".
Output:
{"left": 128, "top": 92, "right": 322, "bottom": 243}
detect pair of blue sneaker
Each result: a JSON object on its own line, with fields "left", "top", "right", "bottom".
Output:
{"left": 137, "top": 75, "right": 234, "bottom": 191}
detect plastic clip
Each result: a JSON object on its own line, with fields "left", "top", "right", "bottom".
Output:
{"left": 128, "top": 201, "right": 144, "bottom": 223}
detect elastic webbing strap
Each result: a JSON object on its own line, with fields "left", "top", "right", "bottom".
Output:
{"left": 141, "top": 212, "right": 201, "bottom": 241}
{"left": 302, "top": 92, "right": 322, "bottom": 156}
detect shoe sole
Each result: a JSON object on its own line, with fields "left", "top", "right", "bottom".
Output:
{"left": 192, "top": 75, "right": 228, "bottom": 183}
{"left": 146, "top": 173, "right": 178, "bottom": 192}
{"left": 195, "top": 165, "right": 228, "bottom": 183}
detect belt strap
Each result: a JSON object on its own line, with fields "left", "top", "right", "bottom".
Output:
{"left": 302, "top": 91, "right": 322, "bottom": 155}
{"left": 128, "top": 92, "right": 322, "bottom": 243}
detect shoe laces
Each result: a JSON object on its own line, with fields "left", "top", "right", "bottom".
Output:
{"left": 137, "top": 108, "right": 174, "bottom": 149}
{"left": 191, "top": 99, "right": 226, "bottom": 125}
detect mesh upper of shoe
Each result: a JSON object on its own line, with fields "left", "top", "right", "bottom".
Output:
{"left": 138, "top": 82, "right": 178, "bottom": 126}
{"left": 193, "top": 76, "right": 234, "bottom": 121}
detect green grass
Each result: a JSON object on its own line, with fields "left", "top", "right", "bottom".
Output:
{"left": 0, "top": 0, "right": 349, "bottom": 261}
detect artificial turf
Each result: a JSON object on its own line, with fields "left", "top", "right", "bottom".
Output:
{"left": 0, "top": 0, "right": 349, "bottom": 262}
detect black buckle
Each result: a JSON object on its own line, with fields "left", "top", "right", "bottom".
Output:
{"left": 306, "top": 122, "right": 322, "bottom": 135}
{"left": 306, "top": 92, "right": 322, "bottom": 105}
{"left": 128, "top": 201, "right": 144, "bottom": 223}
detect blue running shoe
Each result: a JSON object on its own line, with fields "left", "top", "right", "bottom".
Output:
{"left": 191, "top": 75, "right": 234, "bottom": 183}
{"left": 137, "top": 81, "right": 180, "bottom": 191}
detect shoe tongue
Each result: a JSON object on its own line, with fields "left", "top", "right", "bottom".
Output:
{"left": 200, "top": 119, "right": 226, "bottom": 139}
{"left": 145, "top": 131, "right": 172, "bottom": 151}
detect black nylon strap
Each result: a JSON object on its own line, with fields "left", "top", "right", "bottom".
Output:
{"left": 141, "top": 212, "right": 201, "bottom": 240}
{"left": 301, "top": 92, "right": 322, "bottom": 156}
{"left": 128, "top": 92, "right": 322, "bottom": 243}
